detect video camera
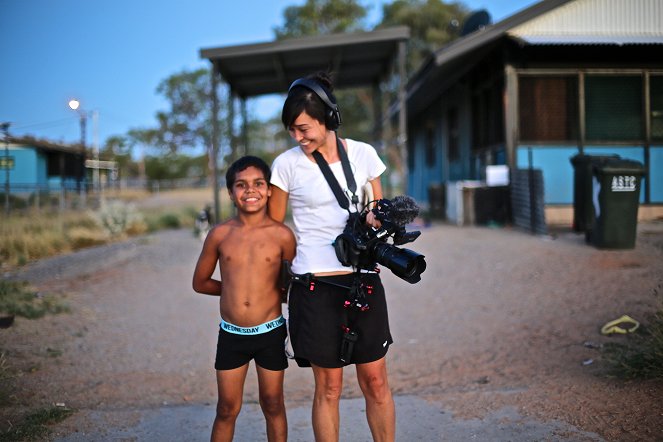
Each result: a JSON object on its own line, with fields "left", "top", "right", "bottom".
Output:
{"left": 333, "top": 195, "right": 426, "bottom": 283}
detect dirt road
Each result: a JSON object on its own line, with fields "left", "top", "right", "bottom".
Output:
{"left": 3, "top": 222, "right": 663, "bottom": 441}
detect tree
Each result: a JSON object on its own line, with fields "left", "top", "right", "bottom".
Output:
{"left": 274, "top": 0, "right": 374, "bottom": 142}
{"left": 144, "top": 153, "right": 207, "bottom": 182}
{"left": 102, "top": 135, "right": 139, "bottom": 180}
{"left": 274, "top": 0, "right": 368, "bottom": 38}
{"left": 378, "top": 0, "right": 469, "bottom": 74}
{"left": 128, "top": 68, "right": 220, "bottom": 155}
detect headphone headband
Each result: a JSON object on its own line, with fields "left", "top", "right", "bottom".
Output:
{"left": 288, "top": 78, "right": 342, "bottom": 130}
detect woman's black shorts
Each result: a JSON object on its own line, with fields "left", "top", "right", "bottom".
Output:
{"left": 288, "top": 273, "right": 392, "bottom": 368}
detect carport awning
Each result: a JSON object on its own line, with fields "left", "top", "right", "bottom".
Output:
{"left": 200, "top": 26, "right": 410, "bottom": 97}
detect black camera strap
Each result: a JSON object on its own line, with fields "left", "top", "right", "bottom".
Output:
{"left": 311, "top": 135, "right": 365, "bottom": 362}
{"left": 311, "top": 135, "right": 358, "bottom": 212}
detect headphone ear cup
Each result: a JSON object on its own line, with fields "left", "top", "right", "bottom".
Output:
{"left": 288, "top": 78, "right": 341, "bottom": 130}
{"left": 326, "top": 109, "right": 339, "bottom": 130}
{"left": 326, "top": 108, "right": 341, "bottom": 130}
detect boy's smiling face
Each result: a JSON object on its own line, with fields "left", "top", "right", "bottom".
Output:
{"left": 229, "top": 166, "right": 271, "bottom": 213}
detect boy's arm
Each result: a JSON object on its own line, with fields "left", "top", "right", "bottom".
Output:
{"left": 192, "top": 230, "right": 223, "bottom": 296}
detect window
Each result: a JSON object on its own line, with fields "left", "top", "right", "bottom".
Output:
{"left": 447, "top": 108, "right": 459, "bottom": 161}
{"left": 471, "top": 82, "right": 504, "bottom": 150}
{"left": 425, "top": 124, "right": 436, "bottom": 165}
{"left": 519, "top": 76, "right": 578, "bottom": 141}
{"left": 585, "top": 75, "right": 643, "bottom": 141}
{"left": 651, "top": 75, "right": 663, "bottom": 142}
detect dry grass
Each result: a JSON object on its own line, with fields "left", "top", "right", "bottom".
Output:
{"left": 0, "top": 212, "right": 93, "bottom": 267}
{"left": 0, "top": 188, "right": 225, "bottom": 269}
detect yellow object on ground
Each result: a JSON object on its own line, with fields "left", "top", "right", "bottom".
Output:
{"left": 600, "top": 315, "right": 640, "bottom": 335}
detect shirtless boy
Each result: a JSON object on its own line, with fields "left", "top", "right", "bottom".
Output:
{"left": 192, "top": 156, "right": 296, "bottom": 442}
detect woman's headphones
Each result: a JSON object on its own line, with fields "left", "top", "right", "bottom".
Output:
{"left": 288, "top": 78, "right": 342, "bottom": 130}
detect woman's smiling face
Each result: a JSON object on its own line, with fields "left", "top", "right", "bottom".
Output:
{"left": 288, "top": 111, "right": 328, "bottom": 156}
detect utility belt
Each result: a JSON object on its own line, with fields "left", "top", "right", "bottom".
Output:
{"left": 282, "top": 261, "right": 375, "bottom": 363}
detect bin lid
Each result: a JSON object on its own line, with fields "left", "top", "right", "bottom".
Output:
{"left": 570, "top": 153, "right": 620, "bottom": 166}
{"left": 593, "top": 158, "right": 646, "bottom": 175}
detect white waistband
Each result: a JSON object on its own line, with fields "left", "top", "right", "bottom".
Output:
{"left": 220, "top": 316, "right": 285, "bottom": 335}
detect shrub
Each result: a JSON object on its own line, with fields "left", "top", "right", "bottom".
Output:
{"left": 0, "top": 406, "right": 74, "bottom": 441}
{"left": 157, "top": 213, "right": 181, "bottom": 229}
{"left": 0, "top": 280, "right": 69, "bottom": 319}
{"left": 93, "top": 200, "right": 145, "bottom": 237}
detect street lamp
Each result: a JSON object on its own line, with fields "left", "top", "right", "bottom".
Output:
{"left": 68, "top": 99, "right": 87, "bottom": 194}
{"left": 69, "top": 100, "right": 100, "bottom": 198}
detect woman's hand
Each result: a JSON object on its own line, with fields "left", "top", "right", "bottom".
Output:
{"left": 365, "top": 210, "right": 382, "bottom": 229}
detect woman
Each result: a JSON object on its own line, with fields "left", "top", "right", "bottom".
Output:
{"left": 268, "top": 72, "right": 395, "bottom": 442}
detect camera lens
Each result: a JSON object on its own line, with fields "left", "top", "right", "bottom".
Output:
{"left": 371, "top": 242, "right": 426, "bottom": 284}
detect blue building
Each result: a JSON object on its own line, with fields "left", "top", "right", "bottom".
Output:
{"left": 2, "top": 136, "right": 85, "bottom": 194}
{"left": 406, "top": 0, "right": 663, "bottom": 224}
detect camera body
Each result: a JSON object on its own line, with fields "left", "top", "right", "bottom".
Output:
{"left": 333, "top": 196, "right": 427, "bottom": 284}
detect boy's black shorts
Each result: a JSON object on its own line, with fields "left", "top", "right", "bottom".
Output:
{"left": 288, "top": 273, "right": 393, "bottom": 368}
{"left": 214, "top": 323, "right": 288, "bottom": 371}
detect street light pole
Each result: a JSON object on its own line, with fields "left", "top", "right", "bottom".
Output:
{"left": 92, "top": 110, "right": 100, "bottom": 196}
{"left": 69, "top": 99, "right": 88, "bottom": 199}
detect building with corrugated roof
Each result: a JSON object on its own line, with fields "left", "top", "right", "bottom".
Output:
{"left": 1, "top": 136, "right": 86, "bottom": 194}
{"left": 406, "top": 0, "right": 663, "bottom": 225}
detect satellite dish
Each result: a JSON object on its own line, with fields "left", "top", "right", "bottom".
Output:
{"left": 460, "top": 9, "right": 492, "bottom": 36}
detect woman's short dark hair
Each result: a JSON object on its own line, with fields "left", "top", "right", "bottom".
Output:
{"left": 226, "top": 155, "right": 271, "bottom": 191}
{"left": 282, "top": 71, "right": 336, "bottom": 130}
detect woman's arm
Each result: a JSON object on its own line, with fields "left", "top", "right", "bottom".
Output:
{"left": 268, "top": 186, "right": 289, "bottom": 223}
{"left": 365, "top": 177, "right": 384, "bottom": 227}
{"left": 369, "top": 176, "right": 383, "bottom": 200}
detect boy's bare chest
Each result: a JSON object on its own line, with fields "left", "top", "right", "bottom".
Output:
{"left": 218, "top": 232, "right": 281, "bottom": 266}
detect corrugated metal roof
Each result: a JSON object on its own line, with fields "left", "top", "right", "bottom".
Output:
{"left": 514, "top": 35, "right": 663, "bottom": 45}
{"left": 9, "top": 136, "right": 81, "bottom": 154}
{"left": 509, "top": 0, "right": 663, "bottom": 42}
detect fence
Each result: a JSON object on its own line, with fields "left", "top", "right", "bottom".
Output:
{"left": 1, "top": 176, "right": 213, "bottom": 214}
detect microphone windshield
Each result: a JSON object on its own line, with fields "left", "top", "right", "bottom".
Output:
{"left": 389, "top": 195, "right": 419, "bottom": 226}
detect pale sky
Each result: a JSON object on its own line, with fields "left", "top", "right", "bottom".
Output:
{"left": 0, "top": 0, "right": 538, "bottom": 147}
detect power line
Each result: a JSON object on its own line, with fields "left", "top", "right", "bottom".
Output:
{"left": 14, "top": 117, "right": 75, "bottom": 131}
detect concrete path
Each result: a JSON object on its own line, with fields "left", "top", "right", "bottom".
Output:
{"left": 52, "top": 396, "right": 602, "bottom": 441}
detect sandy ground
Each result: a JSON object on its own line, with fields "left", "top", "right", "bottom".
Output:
{"left": 2, "top": 220, "right": 663, "bottom": 441}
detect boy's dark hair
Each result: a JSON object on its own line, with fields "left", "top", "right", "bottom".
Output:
{"left": 282, "top": 71, "right": 336, "bottom": 130}
{"left": 226, "top": 156, "right": 271, "bottom": 191}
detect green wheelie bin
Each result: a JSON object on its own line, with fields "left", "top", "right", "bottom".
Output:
{"left": 570, "top": 154, "right": 619, "bottom": 234}
{"left": 590, "top": 158, "right": 646, "bottom": 249}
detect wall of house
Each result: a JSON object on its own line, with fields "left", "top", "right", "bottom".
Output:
{"left": 407, "top": 82, "right": 475, "bottom": 205}
{"left": 515, "top": 145, "right": 649, "bottom": 204}
{"left": 4, "top": 146, "right": 39, "bottom": 186}
{"left": 4, "top": 143, "right": 84, "bottom": 193}
{"left": 651, "top": 146, "right": 663, "bottom": 202}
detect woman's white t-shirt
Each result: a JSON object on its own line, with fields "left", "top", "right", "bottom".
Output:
{"left": 270, "top": 138, "right": 386, "bottom": 274}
